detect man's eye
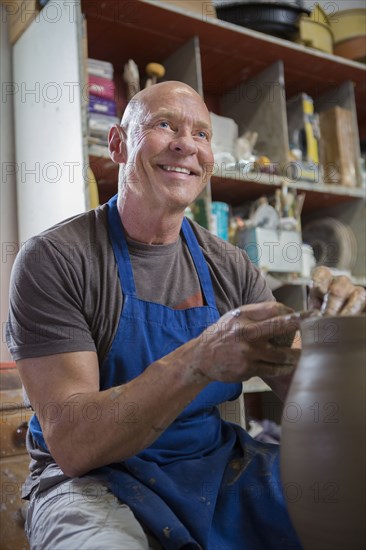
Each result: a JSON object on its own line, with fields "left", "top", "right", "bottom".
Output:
{"left": 197, "top": 131, "right": 208, "bottom": 139}
{"left": 158, "top": 121, "right": 170, "bottom": 129}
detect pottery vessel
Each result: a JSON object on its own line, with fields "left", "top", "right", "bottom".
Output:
{"left": 280, "top": 315, "right": 366, "bottom": 550}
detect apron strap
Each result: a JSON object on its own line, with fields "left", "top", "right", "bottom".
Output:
{"left": 107, "top": 194, "right": 217, "bottom": 309}
{"left": 107, "top": 194, "right": 137, "bottom": 296}
{"left": 181, "top": 218, "right": 217, "bottom": 309}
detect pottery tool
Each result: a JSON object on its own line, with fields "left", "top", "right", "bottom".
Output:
{"left": 123, "top": 59, "right": 140, "bottom": 100}
{"left": 145, "top": 62, "right": 166, "bottom": 88}
{"left": 284, "top": 309, "right": 321, "bottom": 322}
{"left": 281, "top": 183, "right": 296, "bottom": 218}
{"left": 294, "top": 192, "right": 305, "bottom": 231}
{"left": 294, "top": 193, "right": 305, "bottom": 219}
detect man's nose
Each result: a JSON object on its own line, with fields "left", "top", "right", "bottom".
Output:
{"left": 169, "top": 132, "right": 198, "bottom": 155}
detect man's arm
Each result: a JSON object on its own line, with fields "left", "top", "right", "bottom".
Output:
{"left": 18, "top": 302, "right": 300, "bottom": 477}
{"left": 18, "top": 344, "right": 208, "bottom": 478}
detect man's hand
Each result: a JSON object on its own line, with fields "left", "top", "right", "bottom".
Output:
{"left": 192, "top": 302, "right": 305, "bottom": 386}
{"left": 308, "top": 266, "right": 366, "bottom": 316}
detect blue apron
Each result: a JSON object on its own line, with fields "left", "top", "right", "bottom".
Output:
{"left": 101, "top": 195, "right": 301, "bottom": 550}
{"left": 29, "top": 194, "right": 301, "bottom": 549}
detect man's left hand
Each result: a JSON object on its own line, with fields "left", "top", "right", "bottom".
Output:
{"left": 308, "top": 266, "right": 366, "bottom": 316}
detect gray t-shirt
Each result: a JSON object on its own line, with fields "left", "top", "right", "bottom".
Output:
{"left": 7, "top": 201, "right": 273, "bottom": 364}
{"left": 6, "top": 201, "right": 274, "bottom": 497}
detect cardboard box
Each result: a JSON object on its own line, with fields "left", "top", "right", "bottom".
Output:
{"left": 237, "top": 228, "right": 303, "bottom": 274}
{"left": 160, "top": 0, "right": 216, "bottom": 19}
{"left": 319, "top": 106, "right": 357, "bottom": 187}
{"left": 1, "top": 0, "right": 39, "bottom": 44}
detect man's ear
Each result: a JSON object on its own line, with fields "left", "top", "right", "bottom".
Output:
{"left": 108, "top": 124, "right": 127, "bottom": 163}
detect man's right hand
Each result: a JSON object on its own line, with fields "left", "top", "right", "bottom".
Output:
{"left": 191, "top": 302, "right": 303, "bottom": 385}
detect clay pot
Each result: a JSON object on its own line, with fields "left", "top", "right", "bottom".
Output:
{"left": 280, "top": 315, "right": 366, "bottom": 550}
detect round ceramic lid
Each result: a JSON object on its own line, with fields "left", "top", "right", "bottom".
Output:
{"left": 302, "top": 217, "right": 357, "bottom": 271}
{"left": 213, "top": 0, "right": 306, "bottom": 8}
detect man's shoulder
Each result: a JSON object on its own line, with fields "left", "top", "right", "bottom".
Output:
{"left": 37, "top": 202, "right": 109, "bottom": 243}
{"left": 15, "top": 203, "right": 110, "bottom": 269}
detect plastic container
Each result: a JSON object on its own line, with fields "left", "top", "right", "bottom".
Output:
{"left": 88, "top": 58, "right": 114, "bottom": 80}
{"left": 89, "top": 95, "right": 117, "bottom": 116}
{"left": 211, "top": 202, "right": 230, "bottom": 241}
{"left": 88, "top": 113, "right": 120, "bottom": 137}
{"left": 88, "top": 75, "right": 116, "bottom": 101}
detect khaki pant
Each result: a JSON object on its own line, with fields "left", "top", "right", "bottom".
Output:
{"left": 25, "top": 475, "right": 163, "bottom": 550}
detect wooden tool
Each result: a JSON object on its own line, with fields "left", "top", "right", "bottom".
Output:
{"left": 145, "top": 62, "right": 166, "bottom": 87}
{"left": 123, "top": 59, "right": 140, "bottom": 100}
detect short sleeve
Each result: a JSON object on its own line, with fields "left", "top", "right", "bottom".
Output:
{"left": 6, "top": 236, "right": 97, "bottom": 360}
{"left": 240, "top": 250, "right": 275, "bottom": 305}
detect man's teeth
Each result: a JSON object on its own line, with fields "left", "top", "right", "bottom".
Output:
{"left": 162, "top": 165, "right": 191, "bottom": 175}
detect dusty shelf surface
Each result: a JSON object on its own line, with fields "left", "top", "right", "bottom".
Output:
{"left": 211, "top": 172, "right": 365, "bottom": 212}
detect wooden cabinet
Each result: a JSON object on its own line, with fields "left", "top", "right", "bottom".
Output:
{"left": 10, "top": 1, "right": 366, "bottom": 261}
{"left": 0, "top": 366, "right": 31, "bottom": 550}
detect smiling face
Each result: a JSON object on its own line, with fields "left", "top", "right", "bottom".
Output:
{"left": 117, "top": 82, "right": 214, "bottom": 213}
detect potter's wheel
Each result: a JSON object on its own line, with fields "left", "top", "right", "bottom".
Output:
{"left": 302, "top": 217, "right": 357, "bottom": 270}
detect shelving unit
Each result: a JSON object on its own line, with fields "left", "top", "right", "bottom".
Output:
{"left": 83, "top": 0, "right": 366, "bottom": 141}
{"left": 83, "top": 1, "right": 365, "bottom": 198}
{"left": 8, "top": 0, "right": 366, "bottom": 431}
{"left": 11, "top": 0, "right": 366, "bottom": 257}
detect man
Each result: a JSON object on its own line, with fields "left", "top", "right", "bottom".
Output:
{"left": 7, "top": 81, "right": 365, "bottom": 550}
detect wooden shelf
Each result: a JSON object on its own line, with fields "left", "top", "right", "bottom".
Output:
{"left": 88, "top": 147, "right": 365, "bottom": 210}
{"left": 82, "top": 0, "right": 366, "bottom": 139}
{"left": 211, "top": 172, "right": 365, "bottom": 212}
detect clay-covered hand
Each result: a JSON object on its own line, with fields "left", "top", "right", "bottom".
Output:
{"left": 308, "top": 266, "right": 366, "bottom": 316}
{"left": 194, "top": 302, "right": 306, "bottom": 384}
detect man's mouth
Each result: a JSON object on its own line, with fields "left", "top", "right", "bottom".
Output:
{"left": 159, "top": 165, "right": 197, "bottom": 176}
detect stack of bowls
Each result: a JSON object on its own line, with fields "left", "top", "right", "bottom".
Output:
{"left": 329, "top": 9, "right": 366, "bottom": 64}
{"left": 298, "top": 4, "right": 334, "bottom": 54}
{"left": 214, "top": 0, "right": 310, "bottom": 41}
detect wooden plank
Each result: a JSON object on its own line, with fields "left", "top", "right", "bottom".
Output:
{"left": 315, "top": 81, "right": 363, "bottom": 188}
{"left": 211, "top": 173, "right": 364, "bottom": 212}
{"left": 220, "top": 61, "right": 290, "bottom": 167}
{"left": 163, "top": 36, "right": 203, "bottom": 95}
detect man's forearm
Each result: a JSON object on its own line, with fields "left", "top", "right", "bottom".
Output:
{"left": 45, "top": 340, "right": 208, "bottom": 477}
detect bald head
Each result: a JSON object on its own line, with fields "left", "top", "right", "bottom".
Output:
{"left": 121, "top": 81, "right": 208, "bottom": 132}
{"left": 112, "top": 79, "right": 215, "bottom": 209}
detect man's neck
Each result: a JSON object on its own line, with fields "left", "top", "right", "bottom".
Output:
{"left": 117, "top": 192, "right": 185, "bottom": 245}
